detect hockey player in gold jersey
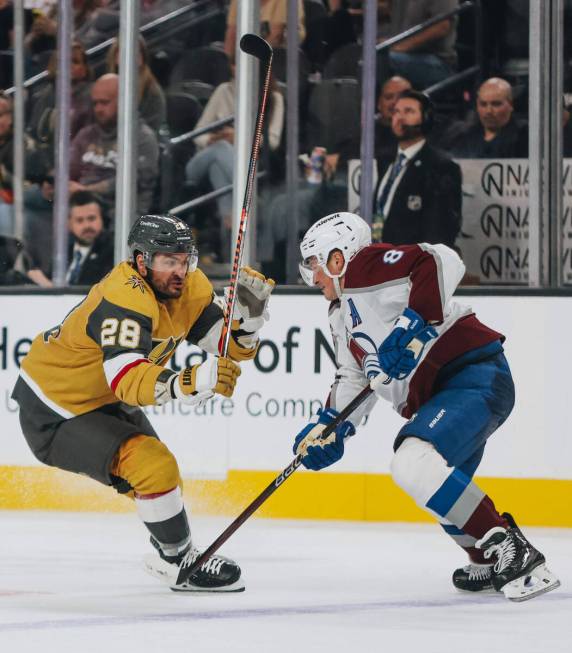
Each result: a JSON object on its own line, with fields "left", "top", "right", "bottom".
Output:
{"left": 12, "top": 214, "right": 275, "bottom": 593}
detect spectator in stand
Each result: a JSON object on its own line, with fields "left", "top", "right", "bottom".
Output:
{"left": 23, "top": 169, "right": 55, "bottom": 276}
{"left": 73, "top": 0, "right": 116, "bottom": 48}
{"left": 26, "top": 190, "right": 114, "bottom": 288}
{"left": 224, "top": 0, "right": 306, "bottom": 58}
{"left": 442, "top": 78, "right": 528, "bottom": 158}
{"left": 373, "top": 90, "right": 461, "bottom": 248}
{"left": 0, "top": 93, "right": 15, "bottom": 236}
{"left": 24, "top": 2, "right": 58, "bottom": 59}
{"left": 105, "top": 36, "right": 167, "bottom": 132}
{"left": 185, "top": 64, "right": 284, "bottom": 260}
{"left": 257, "top": 75, "right": 412, "bottom": 282}
{"left": 29, "top": 40, "right": 93, "bottom": 151}
{"left": 375, "top": 75, "right": 412, "bottom": 160}
{"left": 69, "top": 73, "right": 159, "bottom": 221}
{"left": 381, "top": 0, "right": 458, "bottom": 89}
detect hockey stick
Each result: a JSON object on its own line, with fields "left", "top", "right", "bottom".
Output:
{"left": 177, "top": 329, "right": 437, "bottom": 584}
{"left": 176, "top": 382, "right": 375, "bottom": 585}
{"left": 219, "top": 34, "right": 273, "bottom": 357}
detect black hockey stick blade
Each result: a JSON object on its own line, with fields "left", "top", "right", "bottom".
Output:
{"left": 239, "top": 33, "right": 273, "bottom": 62}
{"left": 175, "top": 383, "right": 375, "bottom": 587}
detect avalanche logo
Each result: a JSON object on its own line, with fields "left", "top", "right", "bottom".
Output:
{"left": 347, "top": 298, "right": 362, "bottom": 328}
{"left": 348, "top": 330, "right": 381, "bottom": 376}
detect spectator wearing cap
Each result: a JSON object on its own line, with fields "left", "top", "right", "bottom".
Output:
{"left": 373, "top": 89, "right": 462, "bottom": 249}
{"left": 442, "top": 78, "right": 528, "bottom": 158}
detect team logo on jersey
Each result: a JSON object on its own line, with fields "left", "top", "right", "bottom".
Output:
{"left": 125, "top": 275, "right": 146, "bottom": 293}
{"left": 149, "top": 334, "right": 185, "bottom": 365}
{"left": 347, "top": 298, "right": 362, "bottom": 328}
{"left": 383, "top": 249, "right": 404, "bottom": 265}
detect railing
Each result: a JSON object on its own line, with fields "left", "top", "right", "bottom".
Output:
{"left": 375, "top": 0, "right": 482, "bottom": 65}
{"left": 159, "top": 116, "right": 234, "bottom": 213}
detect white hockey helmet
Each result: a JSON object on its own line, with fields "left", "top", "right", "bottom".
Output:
{"left": 299, "top": 212, "right": 372, "bottom": 286}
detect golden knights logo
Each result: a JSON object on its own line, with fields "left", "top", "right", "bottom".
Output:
{"left": 125, "top": 275, "right": 146, "bottom": 293}
{"left": 149, "top": 333, "right": 185, "bottom": 366}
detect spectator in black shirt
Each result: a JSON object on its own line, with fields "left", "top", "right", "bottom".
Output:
{"left": 442, "top": 77, "right": 528, "bottom": 158}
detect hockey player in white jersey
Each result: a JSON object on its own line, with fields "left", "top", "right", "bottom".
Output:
{"left": 293, "top": 211, "right": 560, "bottom": 602}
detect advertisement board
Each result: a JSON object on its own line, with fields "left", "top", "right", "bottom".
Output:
{"left": 1, "top": 293, "right": 571, "bottom": 481}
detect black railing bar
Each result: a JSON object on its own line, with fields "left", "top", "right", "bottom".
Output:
{"left": 376, "top": 1, "right": 475, "bottom": 53}
{"left": 86, "top": 1, "right": 211, "bottom": 56}
{"left": 142, "top": 7, "right": 223, "bottom": 50}
{"left": 4, "top": 0, "right": 214, "bottom": 95}
{"left": 169, "top": 171, "right": 267, "bottom": 214}
{"left": 424, "top": 65, "right": 480, "bottom": 96}
{"left": 139, "top": 1, "right": 210, "bottom": 36}
{"left": 169, "top": 116, "right": 234, "bottom": 146}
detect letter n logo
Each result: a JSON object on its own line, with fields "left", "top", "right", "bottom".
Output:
{"left": 348, "top": 298, "right": 362, "bottom": 328}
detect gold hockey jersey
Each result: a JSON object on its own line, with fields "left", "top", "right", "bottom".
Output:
{"left": 19, "top": 261, "right": 246, "bottom": 418}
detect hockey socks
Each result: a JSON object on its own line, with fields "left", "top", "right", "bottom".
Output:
{"left": 135, "top": 486, "right": 191, "bottom": 558}
{"left": 391, "top": 437, "right": 507, "bottom": 539}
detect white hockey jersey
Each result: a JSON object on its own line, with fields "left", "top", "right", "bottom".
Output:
{"left": 326, "top": 242, "right": 503, "bottom": 424}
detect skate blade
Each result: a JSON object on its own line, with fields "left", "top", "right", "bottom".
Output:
{"left": 170, "top": 580, "right": 245, "bottom": 593}
{"left": 454, "top": 586, "right": 498, "bottom": 595}
{"left": 501, "top": 564, "right": 561, "bottom": 602}
{"left": 143, "top": 554, "right": 246, "bottom": 593}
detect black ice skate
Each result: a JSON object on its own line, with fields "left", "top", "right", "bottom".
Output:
{"left": 475, "top": 516, "right": 560, "bottom": 602}
{"left": 452, "top": 563, "right": 495, "bottom": 593}
{"left": 144, "top": 537, "right": 244, "bottom": 593}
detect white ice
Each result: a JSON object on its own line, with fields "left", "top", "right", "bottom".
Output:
{"left": 0, "top": 511, "right": 570, "bottom": 653}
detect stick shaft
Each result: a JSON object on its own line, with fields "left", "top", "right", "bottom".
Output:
{"left": 177, "top": 383, "right": 374, "bottom": 583}
{"left": 220, "top": 45, "right": 273, "bottom": 356}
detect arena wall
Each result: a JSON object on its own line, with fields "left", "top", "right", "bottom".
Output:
{"left": 0, "top": 292, "right": 570, "bottom": 527}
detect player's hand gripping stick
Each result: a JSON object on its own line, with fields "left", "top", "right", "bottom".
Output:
{"left": 176, "top": 327, "right": 437, "bottom": 585}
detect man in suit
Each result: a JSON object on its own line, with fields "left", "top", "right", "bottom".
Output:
{"left": 65, "top": 190, "right": 114, "bottom": 285}
{"left": 26, "top": 190, "right": 114, "bottom": 287}
{"left": 373, "top": 90, "right": 462, "bottom": 249}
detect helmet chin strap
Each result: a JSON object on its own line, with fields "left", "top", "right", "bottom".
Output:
{"left": 333, "top": 275, "right": 343, "bottom": 299}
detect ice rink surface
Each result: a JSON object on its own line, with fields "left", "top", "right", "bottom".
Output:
{"left": 0, "top": 511, "right": 570, "bottom": 653}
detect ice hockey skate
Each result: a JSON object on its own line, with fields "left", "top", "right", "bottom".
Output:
{"left": 475, "top": 515, "right": 560, "bottom": 602}
{"left": 144, "top": 538, "right": 245, "bottom": 593}
{"left": 452, "top": 563, "right": 495, "bottom": 593}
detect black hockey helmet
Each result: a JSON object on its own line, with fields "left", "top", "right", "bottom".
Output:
{"left": 128, "top": 214, "right": 198, "bottom": 270}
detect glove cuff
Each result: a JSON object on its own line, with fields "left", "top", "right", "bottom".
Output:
{"left": 395, "top": 307, "right": 424, "bottom": 331}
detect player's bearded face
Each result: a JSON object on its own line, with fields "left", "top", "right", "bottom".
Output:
{"left": 145, "top": 253, "right": 191, "bottom": 298}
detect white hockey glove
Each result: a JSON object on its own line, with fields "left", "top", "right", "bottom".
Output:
{"left": 226, "top": 266, "right": 275, "bottom": 348}
{"left": 154, "top": 357, "right": 241, "bottom": 406}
